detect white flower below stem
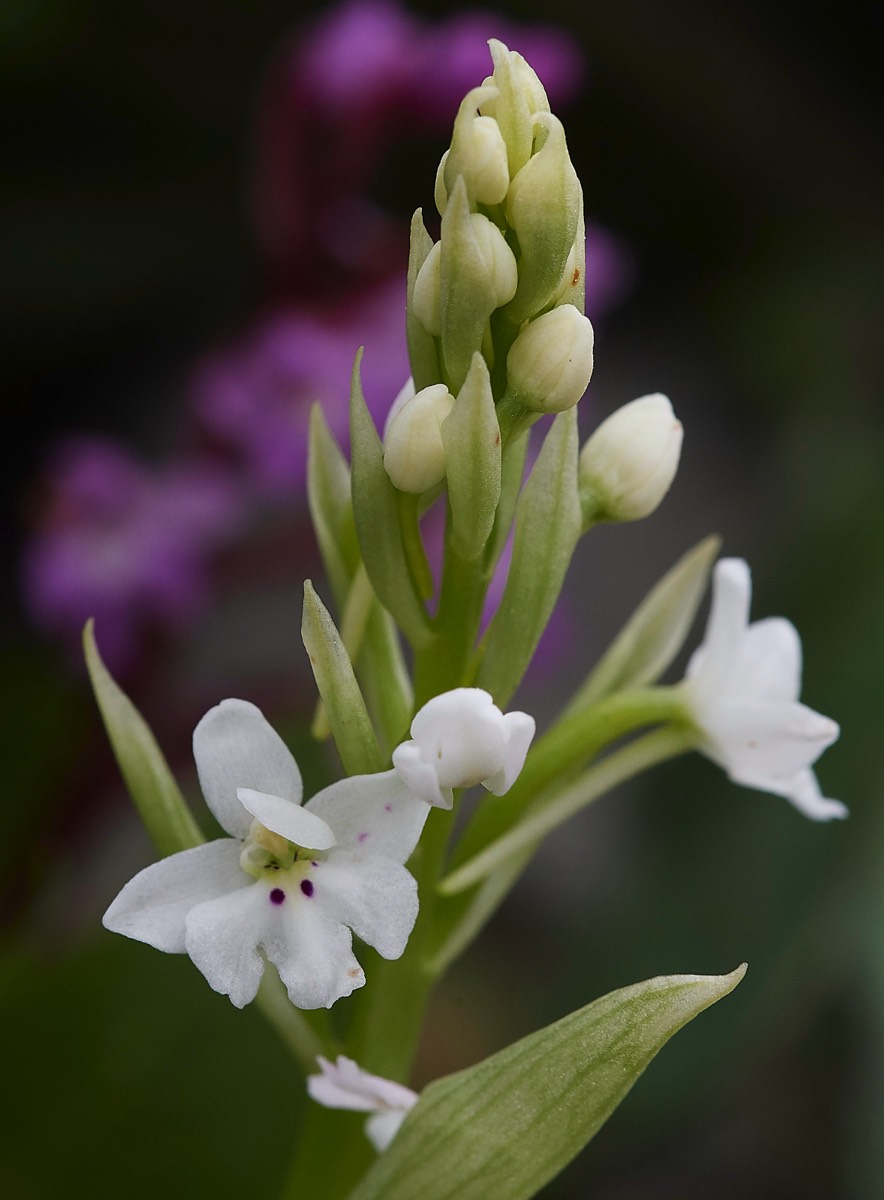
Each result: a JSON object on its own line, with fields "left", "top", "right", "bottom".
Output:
{"left": 307, "top": 1055, "right": 418, "bottom": 1153}
{"left": 103, "top": 700, "right": 430, "bottom": 1009}
{"left": 683, "top": 558, "right": 845, "bottom": 821}
{"left": 392, "top": 687, "right": 536, "bottom": 809}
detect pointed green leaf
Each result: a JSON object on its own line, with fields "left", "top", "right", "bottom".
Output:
{"left": 307, "top": 405, "right": 360, "bottom": 609}
{"left": 566, "top": 535, "right": 721, "bottom": 716}
{"left": 83, "top": 620, "right": 203, "bottom": 856}
{"left": 301, "top": 581, "right": 385, "bottom": 776}
{"left": 443, "top": 353, "right": 502, "bottom": 560}
{"left": 349, "top": 352, "right": 432, "bottom": 648}
{"left": 407, "top": 210, "right": 441, "bottom": 391}
{"left": 347, "top": 966, "right": 746, "bottom": 1200}
{"left": 477, "top": 408, "right": 581, "bottom": 705}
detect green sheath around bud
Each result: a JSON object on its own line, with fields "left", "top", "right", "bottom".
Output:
{"left": 503, "top": 304, "right": 594, "bottom": 414}
{"left": 578, "top": 393, "right": 683, "bottom": 524}
{"left": 383, "top": 383, "right": 456, "bottom": 494}
{"left": 505, "top": 113, "right": 581, "bottom": 325}
{"left": 486, "top": 38, "right": 551, "bottom": 176}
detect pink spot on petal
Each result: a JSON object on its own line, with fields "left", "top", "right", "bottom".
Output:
{"left": 384, "top": 803, "right": 393, "bottom": 813}
{"left": 357, "top": 831, "right": 369, "bottom": 843}
{"left": 269, "top": 888, "right": 286, "bottom": 905}
{"left": 300, "top": 880, "right": 315, "bottom": 898}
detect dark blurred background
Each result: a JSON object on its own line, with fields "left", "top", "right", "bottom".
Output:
{"left": 3, "top": 1, "right": 883, "bottom": 1197}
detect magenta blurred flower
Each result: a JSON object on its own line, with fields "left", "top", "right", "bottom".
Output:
{"left": 190, "top": 277, "right": 410, "bottom": 495}
{"left": 22, "top": 438, "right": 241, "bottom": 670}
{"left": 254, "top": 0, "right": 585, "bottom": 293}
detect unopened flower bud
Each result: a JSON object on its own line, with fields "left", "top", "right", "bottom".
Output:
{"left": 487, "top": 39, "right": 551, "bottom": 175}
{"left": 578, "top": 393, "right": 683, "bottom": 523}
{"left": 383, "top": 383, "right": 455, "bottom": 493}
{"left": 504, "top": 304, "right": 594, "bottom": 413}
{"left": 468, "top": 212, "right": 518, "bottom": 309}
{"left": 412, "top": 241, "right": 442, "bottom": 335}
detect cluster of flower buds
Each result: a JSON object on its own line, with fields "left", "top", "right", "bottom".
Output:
{"left": 384, "top": 39, "right": 593, "bottom": 501}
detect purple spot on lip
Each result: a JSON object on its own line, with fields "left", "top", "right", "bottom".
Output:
{"left": 269, "top": 888, "right": 286, "bottom": 906}
{"left": 300, "top": 880, "right": 315, "bottom": 898}
{"left": 357, "top": 831, "right": 369, "bottom": 843}
{"left": 384, "top": 803, "right": 393, "bottom": 813}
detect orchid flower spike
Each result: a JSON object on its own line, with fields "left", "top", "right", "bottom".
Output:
{"left": 307, "top": 1055, "right": 418, "bottom": 1153}
{"left": 103, "top": 700, "right": 430, "bottom": 1009}
{"left": 683, "top": 558, "right": 845, "bottom": 821}
{"left": 392, "top": 687, "right": 536, "bottom": 809}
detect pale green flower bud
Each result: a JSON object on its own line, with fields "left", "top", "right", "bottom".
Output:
{"left": 412, "top": 240, "right": 442, "bottom": 336}
{"left": 383, "top": 383, "right": 455, "bottom": 494}
{"left": 467, "top": 211, "right": 518, "bottom": 308}
{"left": 505, "top": 113, "right": 581, "bottom": 324}
{"left": 503, "top": 304, "right": 594, "bottom": 413}
{"left": 578, "top": 393, "right": 683, "bottom": 523}
{"left": 443, "top": 84, "right": 510, "bottom": 210}
{"left": 486, "top": 39, "right": 551, "bottom": 176}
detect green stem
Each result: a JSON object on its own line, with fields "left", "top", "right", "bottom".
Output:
{"left": 439, "top": 725, "right": 693, "bottom": 897}
{"left": 253, "top": 971, "right": 337, "bottom": 1074}
{"left": 397, "top": 491, "right": 434, "bottom": 601}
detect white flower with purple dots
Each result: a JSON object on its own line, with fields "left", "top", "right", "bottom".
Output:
{"left": 103, "top": 698, "right": 430, "bottom": 1009}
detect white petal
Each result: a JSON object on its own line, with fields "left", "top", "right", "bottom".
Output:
{"left": 409, "top": 688, "right": 507, "bottom": 789}
{"left": 703, "top": 699, "right": 839, "bottom": 787}
{"left": 263, "top": 898, "right": 366, "bottom": 1009}
{"left": 391, "top": 741, "right": 452, "bottom": 808}
{"left": 314, "top": 850, "right": 419, "bottom": 960}
{"left": 305, "top": 770, "right": 430, "bottom": 859}
{"left": 727, "top": 618, "right": 801, "bottom": 703}
{"left": 483, "top": 710, "right": 536, "bottom": 794}
{"left": 366, "top": 1110, "right": 408, "bottom": 1153}
{"left": 193, "top": 699, "right": 302, "bottom": 839}
{"left": 237, "top": 788, "right": 336, "bottom": 850}
{"left": 184, "top": 884, "right": 270, "bottom": 1008}
{"left": 686, "top": 558, "right": 751, "bottom": 699}
{"left": 307, "top": 1055, "right": 418, "bottom": 1114}
{"left": 779, "top": 769, "right": 848, "bottom": 821}
{"left": 103, "top": 840, "right": 246, "bottom": 952}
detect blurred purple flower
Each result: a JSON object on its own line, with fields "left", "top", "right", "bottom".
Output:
{"left": 22, "top": 439, "right": 241, "bottom": 670}
{"left": 190, "top": 277, "right": 410, "bottom": 496}
{"left": 254, "top": 0, "right": 585, "bottom": 294}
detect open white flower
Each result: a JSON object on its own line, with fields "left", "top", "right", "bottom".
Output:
{"left": 391, "top": 687, "right": 535, "bottom": 809}
{"left": 103, "top": 699, "right": 430, "bottom": 1009}
{"left": 683, "top": 558, "right": 845, "bottom": 820}
{"left": 307, "top": 1055, "right": 418, "bottom": 1153}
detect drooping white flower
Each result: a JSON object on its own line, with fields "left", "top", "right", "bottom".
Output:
{"left": 307, "top": 1055, "right": 418, "bottom": 1153}
{"left": 103, "top": 699, "right": 430, "bottom": 1009}
{"left": 392, "top": 687, "right": 535, "bottom": 809}
{"left": 683, "top": 558, "right": 845, "bottom": 820}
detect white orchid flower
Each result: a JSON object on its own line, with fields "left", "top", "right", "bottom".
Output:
{"left": 307, "top": 1055, "right": 418, "bottom": 1153}
{"left": 103, "top": 699, "right": 429, "bottom": 1009}
{"left": 392, "top": 687, "right": 536, "bottom": 809}
{"left": 683, "top": 558, "right": 845, "bottom": 820}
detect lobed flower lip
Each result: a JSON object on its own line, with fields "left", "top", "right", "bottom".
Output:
{"left": 103, "top": 699, "right": 429, "bottom": 1009}
{"left": 391, "top": 687, "right": 536, "bottom": 808}
{"left": 683, "top": 558, "right": 845, "bottom": 821}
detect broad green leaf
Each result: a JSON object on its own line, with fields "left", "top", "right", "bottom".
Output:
{"left": 83, "top": 621, "right": 202, "bottom": 856}
{"left": 301, "top": 582, "right": 385, "bottom": 776}
{"left": 307, "top": 404, "right": 360, "bottom": 609}
{"left": 565, "top": 534, "right": 721, "bottom": 715}
{"left": 443, "top": 353, "right": 502, "bottom": 560}
{"left": 407, "top": 209, "right": 441, "bottom": 391}
{"left": 349, "top": 352, "right": 432, "bottom": 648}
{"left": 477, "top": 408, "right": 581, "bottom": 705}
{"left": 347, "top": 966, "right": 746, "bottom": 1200}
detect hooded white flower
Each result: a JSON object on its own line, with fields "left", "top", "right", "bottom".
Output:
{"left": 103, "top": 699, "right": 430, "bottom": 1009}
{"left": 391, "top": 687, "right": 535, "bottom": 809}
{"left": 307, "top": 1055, "right": 418, "bottom": 1153}
{"left": 683, "top": 558, "right": 845, "bottom": 820}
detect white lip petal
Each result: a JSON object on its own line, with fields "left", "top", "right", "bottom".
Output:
{"left": 263, "top": 899, "right": 365, "bottom": 1010}
{"left": 391, "top": 741, "right": 452, "bottom": 808}
{"left": 779, "top": 769, "right": 848, "bottom": 822}
{"left": 483, "top": 710, "right": 536, "bottom": 794}
{"left": 308, "top": 1055, "right": 418, "bottom": 1114}
{"left": 315, "top": 850, "right": 419, "bottom": 961}
{"left": 185, "top": 884, "right": 270, "bottom": 1008}
{"left": 305, "top": 770, "right": 430, "bottom": 860}
{"left": 103, "top": 840, "right": 246, "bottom": 953}
{"left": 365, "top": 1109, "right": 408, "bottom": 1153}
{"left": 704, "top": 699, "right": 839, "bottom": 786}
{"left": 237, "top": 788, "right": 336, "bottom": 850}
{"left": 193, "top": 699, "right": 303, "bottom": 839}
